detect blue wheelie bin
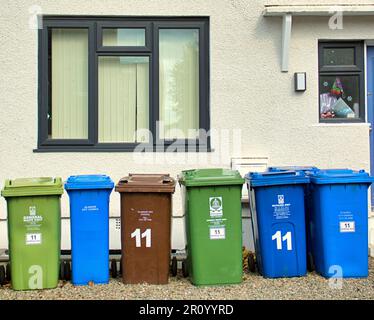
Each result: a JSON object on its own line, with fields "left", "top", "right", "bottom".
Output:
{"left": 65, "top": 175, "right": 114, "bottom": 285}
{"left": 268, "top": 166, "right": 319, "bottom": 271}
{"left": 309, "top": 169, "right": 374, "bottom": 278}
{"left": 246, "top": 171, "right": 310, "bottom": 278}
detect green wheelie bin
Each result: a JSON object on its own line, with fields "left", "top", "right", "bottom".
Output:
{"left": 1, "top": 177, "right": 63, "bottom": 290}
{"left": 179, "top": 168, "right": 244, "bottom": 286}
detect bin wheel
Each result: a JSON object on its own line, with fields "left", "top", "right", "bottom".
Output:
{"left": 111, "top": 259, "right": 118, "bottom": 278}
{"left": 182, "top": 260, "right": 189, "bottom": 278}
{"left": 171, "top": 257, "right": 178, "bottom": 277}
{"left": 59, "top": 261, "right": 65, "bottom": 280}
{"left": 0, "top": 265, "right": 5, "bottom": 286}
{"left": 248, "top": 253, "right": 256, "bottom": 273}
{"left": 307, "top": 253, "right": 315, "bottom": 272}
{"left": 5, "top": 263, "right": 11, "bottom": 282}
{"left": 64, "top": 261, "right": 71, "bottom": 281}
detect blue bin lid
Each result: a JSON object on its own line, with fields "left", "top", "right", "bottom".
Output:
{"left": 65, "top": 175, "right": 114, "bottom": 190}
{"left": 268, "top": 166, "right": 319, "bottom": 174}
{"left": 245, "top": 171, "right": 309, "bottom": 187}
{"left": 309, "top": 169, "right": 374, "bottom": 185}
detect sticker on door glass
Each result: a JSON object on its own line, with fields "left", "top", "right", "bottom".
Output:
{"left": 209, "top": 197, "right": 223, "bottom": 217}
{"left": 26, "top": 233, "right": 42, "bottom": 245}
{"left": 210, "top": 227, "right": 225, "bottom": 240}
{"left": 340, "top": 221, "right": 355, "bottom": 233}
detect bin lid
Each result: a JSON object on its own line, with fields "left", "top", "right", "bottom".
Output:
{"left": 115, "top": 174, "right": 176, "bottom": 193}
{"left": 268, "top": 166, "right": 319, "bottom": 174}
{"left": 178, "top": 168, "right": 244, "bottom": 187}
{"left": 246, "top": 171, "right": 309, "bottom": 187}
{"left": 65, "top": 175, "right": 114, "bottom": 190}
{"left": 309, "top": 169, "right": 374, "bottom": 185}
{"left": 1, "top": 177, "right": 63, "bottom": 197}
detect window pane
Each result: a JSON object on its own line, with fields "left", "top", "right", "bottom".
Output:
{"left": 98, "top": 56, "right": 149, "bottom": 143}
{"left": 319, "top": 75, "right": 360, "bottom": 119}
{"left": 102, "top": 28, "right": 145, "bottom": 46}
{"left": 159, "top": 29, "right": 199, "bottom": 140}
{"left": 323, "top": 48, "right": 355, "bottom": 66}
{"left": 49, "top": 29, "right": 88, "bottom": 139}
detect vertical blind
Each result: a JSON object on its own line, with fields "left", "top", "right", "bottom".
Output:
{"left": 51, "top": 29, "right": 88, "bottom": 139}
{"left": 159, "top": 29, "right": 200, "bottom": 140}
{"left": 98, "top": 57, "right": 149, "bottom": 143}
{"left": 49, "top": 27, "right": 200, "bottom": 143}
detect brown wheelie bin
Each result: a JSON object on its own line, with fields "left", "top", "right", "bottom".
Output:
{"left": 115, "top": 174, "right": 176, "bottom": 284}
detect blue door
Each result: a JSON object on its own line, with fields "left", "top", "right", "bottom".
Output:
{"left": 368, "top": 47, "right": 374, "bottom": 209}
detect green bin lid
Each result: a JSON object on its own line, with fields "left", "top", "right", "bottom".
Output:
{"left": 178, "top": 168, "right": 244, "bottom": 187}
{"left": 1, "top": 177, "right": 64, "bottom": 197}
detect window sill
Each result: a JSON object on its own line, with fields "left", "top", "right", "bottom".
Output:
{"left": 312, "top": 122, "right": 371, "bottom": 128}
{"left": 33, "top": 146, "right": 214, "bottom": 153}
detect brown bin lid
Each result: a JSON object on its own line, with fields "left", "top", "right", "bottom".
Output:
{"left": 115, "top": 174, "right": 176, "bottom": 193}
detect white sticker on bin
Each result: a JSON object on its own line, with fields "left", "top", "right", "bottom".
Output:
{"left": 340, "top": 221, "right": 355, "bottom": 233}
{"left": 210, "top": 227, "right": 225, "bottom": 240}
{"left": 209, "top": 197, "right": 223, "bottom": 217}
{"left": 26, "top": 233, "right": 42, "bottom": 245}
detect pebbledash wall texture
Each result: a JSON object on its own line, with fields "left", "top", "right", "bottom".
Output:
{"left": 0, "top": 0, "right": 373, "bottom": 252}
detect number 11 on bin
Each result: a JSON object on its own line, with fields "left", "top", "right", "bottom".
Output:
{"left": 131, "top": 228, "right": 151, "bottom": 248}
{"left": 272, "top": 231, "right": 292, "bottom": 250}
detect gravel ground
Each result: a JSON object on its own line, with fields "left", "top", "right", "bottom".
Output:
{"left": 1, "top": 259, "right": 374, "bottom": 300}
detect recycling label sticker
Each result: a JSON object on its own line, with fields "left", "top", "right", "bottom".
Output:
{"left": 272, "top": 194, "right": 291, "bottom": 220}
{"left": 209, "top": 197, "right": 223, "bottom": 217}
{"left": 210, "top": 227, "right": 226, "bottom": 240}
{"left": 26, "top": 233, "right": 42, "bottom": 245}
{"left": 340, "top": 221, "right": 355, "bottom": 233}
{"left": 207, "top": 196, "right": 226, "bottom": 240}
{"left": 23, "top": 206, "right": 43, "bottom": 230}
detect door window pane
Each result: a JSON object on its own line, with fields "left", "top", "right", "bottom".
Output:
{"left": 98, "top": 56, "right": 149, "bottom": 143}
{"left": 319, "top": 75, "right": 360, "bottom": 119}
{"left": 49, "top": 28, "right": 88, "bottom": 139}
{"left": 323, "top": 48, "right": 355, "bottom": 66}
{"left": 159, "top": 29, "right": 199, "bottom": 140}
{"left": 102, "top": 28, "right": 146, "bottom": 46}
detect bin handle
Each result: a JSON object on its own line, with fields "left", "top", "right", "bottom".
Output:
{"left": 162, "top": 177, "right": 173, "bottom": 184}
{"left": 260, "top": 170, "right": 299, "bottom": 176}
{"left": 120, "top": 178, "right": 129, "bottom": 184}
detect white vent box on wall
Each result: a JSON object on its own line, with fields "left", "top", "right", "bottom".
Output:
{"left": 231, "top": 157, "right": 269, "bottom": 199}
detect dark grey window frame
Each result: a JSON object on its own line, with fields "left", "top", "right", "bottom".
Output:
{"left": 318, "top": 41, "right": 365, "bottom": 123}
{"left": 96, "top": 21, "right": 152, "bottom": 52}
{"left": 36, "top": 16, "right": 210, "bottom": 152}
